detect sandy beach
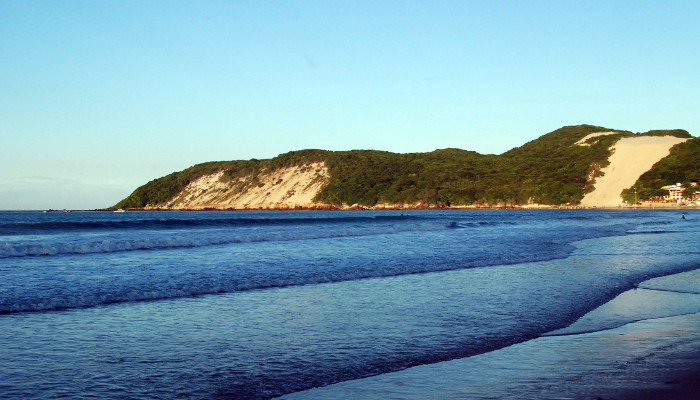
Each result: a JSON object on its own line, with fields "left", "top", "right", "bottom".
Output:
{"left": 285, "top": 314, "right": 700, "bottom": 399}
{"left": 283, "top": 262, "right": 700, "bottom": 400}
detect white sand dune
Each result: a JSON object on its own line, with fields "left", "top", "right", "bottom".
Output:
{"left": 152, "top": 162, "right": 330, "bottom": 209}
{"left": 580, "top": 136, "right": 688, "bottom": 207}
{"left": 574, "top": 131, "right": 618, "bottom": 146}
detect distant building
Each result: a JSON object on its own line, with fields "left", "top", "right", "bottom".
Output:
{"left": 661, "top": 183, "right": 684, "bottom": 202}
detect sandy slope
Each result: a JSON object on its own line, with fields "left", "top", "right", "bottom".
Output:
{"left": 580, "top": 136, "right": 688, "bottom": 207}
{"left": 574, "top": 131, "right": 617, "bottom": 145}
{"left": 154, "top": 162, "right": 330, "bottom": 209}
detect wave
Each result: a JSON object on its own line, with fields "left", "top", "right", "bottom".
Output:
{"left": 459, "top": 220, "right": 517, "bottom": 228}
{"left": 1, "top": 232, "right": 681, "bottom": 315}
{"left": 0, "top": 215, "right": 433, "bottom": 234}
{"left": 627, "top": 229, "right": 682, "bottom": 235}
{"left": 0, "top": 241, "right": 571, "bottom": 315}
{"left": 0, "top": 212, "right": 647, "bottom": 314}
{"left": 0, "top": 228, "right": 645, "bottom": 315}
{"left": 0, "top": 221, "right": 458, "bottom": 258}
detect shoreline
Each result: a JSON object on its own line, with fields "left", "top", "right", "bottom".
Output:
{"left": 282, "top": 269, "right": 700, "bottom": 400}
{"left": 4, "top": 205, "right": 696, "bottom": 212}
{"left": 97, "top": 203, "right": 700, "bottom": 212}
{"left": 281, "top": 314, "right": 700, "bottom": 399}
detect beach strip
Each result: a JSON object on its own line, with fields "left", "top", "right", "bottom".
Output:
{"left": 282, "top": 271, "right": 700, "bottom": 400}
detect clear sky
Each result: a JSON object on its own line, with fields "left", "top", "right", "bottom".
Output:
{"left": 1, "top": 1, "right": 699, "bottom": 210}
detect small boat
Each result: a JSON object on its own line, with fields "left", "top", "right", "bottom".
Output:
{"left": 114, "top": 209, "right": 126, "bottom": 213}
{"left": 61, "top": 210, "right": 72, "bottom": 213}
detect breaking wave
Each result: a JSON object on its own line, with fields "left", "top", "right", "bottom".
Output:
{"left": 0, "top": 215, "right": 425, "bottom": 233}
{"left": 0, "top": 221, "right": 457, "bottom": 258}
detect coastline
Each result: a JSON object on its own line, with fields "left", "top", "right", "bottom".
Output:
{"left": 102, "top": 202, "right": 700, "bottom": 212}
{"left": 284, "top": 315, "right": 700, "bottom": 400}
{"left": 282, "top": 270, "right": 700, "bottom": 399}
{"left": 14, "top": 203, "right": 699, "bottom": 212}
{"left": 107, "top": 131, "right": 697, "bottom": 213}
{"left": 3, "top": 209, "right": 698, "bottom": 398}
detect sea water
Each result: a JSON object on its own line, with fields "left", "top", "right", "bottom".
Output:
{"left": 0, "top": 209, "right": 698, "bottom": 399}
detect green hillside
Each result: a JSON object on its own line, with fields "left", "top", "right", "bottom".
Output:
{"left": 113, "top": 125, "right": 694, "bottom": 209}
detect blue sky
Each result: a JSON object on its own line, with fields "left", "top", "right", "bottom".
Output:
{"left": 1, "top": 1, "right": 699, "bottom": 209}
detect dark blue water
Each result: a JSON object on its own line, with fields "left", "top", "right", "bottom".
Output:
{"left": 1, "top": 209, "right": 698, "bottom": 399}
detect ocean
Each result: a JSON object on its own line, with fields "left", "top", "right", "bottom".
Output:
{"left": 1, "top": 209, "right": 698, "bottom": 399}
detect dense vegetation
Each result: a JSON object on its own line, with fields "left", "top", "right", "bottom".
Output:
{"left": 113, "top": 125, "right": 694, "bottom": 209}
{"left": 621, "top": 136, "right": 700, "bottom": 202}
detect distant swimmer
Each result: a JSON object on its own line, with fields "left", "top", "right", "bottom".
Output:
{"left": 682, "top": 214, "right": 686, "bottom": 220}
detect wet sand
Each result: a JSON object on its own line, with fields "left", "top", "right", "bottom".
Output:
{"left": 282, "top": 270, "right": 700, "bottom": 399}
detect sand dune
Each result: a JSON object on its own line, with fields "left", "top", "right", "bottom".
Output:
{"left": 574, "top": 131, "right": 618, "bottom": 146}
{"left": 580, "top": 136, "right": 688, "bottom": 207}
{"left": 152, "top": 162, "right": 330, "bottom": 209}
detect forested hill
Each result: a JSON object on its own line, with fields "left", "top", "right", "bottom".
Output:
{"left": 113, "top": 125, "right": 695, "bottom": 209}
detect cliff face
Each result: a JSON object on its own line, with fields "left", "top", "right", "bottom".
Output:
{"left": 148, "top": 162, "right": 330, "bottom": 210}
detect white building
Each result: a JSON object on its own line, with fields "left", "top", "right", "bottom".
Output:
{"left": 661, "top": 183, "right": 684, "bottom": 202}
